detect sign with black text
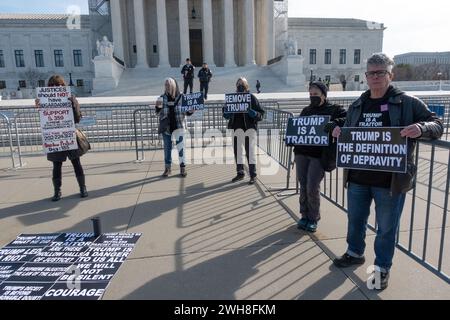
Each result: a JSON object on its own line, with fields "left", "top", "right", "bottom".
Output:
{"left": 225, "top": 93, "right": 251, "bottom": 113}
{"left": 180, "top": 92, "right": 204, "bottom": 113}
{"left": 337, "top": 127, "right": 408, "bottom": 173}
{"left": 285, "top": 116, "right": 330, "bottom": 146}
{"left": 37, "top": 86, "right": 78, "bottom": 154}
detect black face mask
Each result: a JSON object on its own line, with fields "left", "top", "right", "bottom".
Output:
{"left": 237, "top": 85, "right": 246, "bottom": 93}
{"left": 310, "top": 96, "right": 322, "bottom": 107}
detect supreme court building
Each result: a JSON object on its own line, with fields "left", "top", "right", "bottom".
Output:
{"left": 110, "top": 0, "right": 279, "bottom": 68}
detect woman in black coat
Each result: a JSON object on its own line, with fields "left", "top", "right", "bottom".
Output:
{"left": 36, "top": 75, "right": 88, "bottom": 201}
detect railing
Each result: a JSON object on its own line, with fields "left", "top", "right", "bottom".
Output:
{"left": 320, "top": 139, "right": 450, "bottom": 283}
{"left": 0, "top": 111, "right": 24, "bottom": 169}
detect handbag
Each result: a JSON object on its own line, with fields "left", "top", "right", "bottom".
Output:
{"left": 76, "top": 129, "right": 91, "bottom": 156}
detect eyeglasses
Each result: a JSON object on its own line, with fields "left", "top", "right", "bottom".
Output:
{"left": 365, "top": 70, "right": 390, "bottom": 78}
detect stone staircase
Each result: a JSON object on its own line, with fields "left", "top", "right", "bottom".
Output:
{"left": 94, "top": 64, "right": 307, "bottom": 97}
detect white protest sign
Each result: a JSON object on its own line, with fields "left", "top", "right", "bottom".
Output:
{"left": 36, "top": 87, "right": 78, "bottom": 154}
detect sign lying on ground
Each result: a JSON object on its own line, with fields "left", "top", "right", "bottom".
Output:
{"left": 285, "top": 115, "right": 330, "bottom": 146}
{"left": 337, "top": 127, "right": 408, "bottom": 173}
{"left": 36, "top": 86, "right": 78, "bottom": 154}
{"left": 224, "top": 93, "right": 251, "bottom": 113}
{"left": 0, "top": 232, "right": 141, "bottom": 300}
{"left": 180, "top": 92, "right": 204, "bottom": 113}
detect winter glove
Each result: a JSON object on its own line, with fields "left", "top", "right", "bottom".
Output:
{"left": 248, "top": 108, "right": 257, "bottom": 119}
{"left": 323, "top": 121, "right": 337, "bottom": 133}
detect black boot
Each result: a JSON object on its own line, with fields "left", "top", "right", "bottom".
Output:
{"left": 76, "top": 175, "right": 88, "bottom": 198}
{"left": 52, "top": 178, "right": 62, "bottom": 202}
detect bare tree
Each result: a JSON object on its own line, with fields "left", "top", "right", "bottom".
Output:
{"left": 19, "top": 68, "right": 48, "bottom": 89}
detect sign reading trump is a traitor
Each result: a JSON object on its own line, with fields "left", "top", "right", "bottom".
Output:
{"left": 225, "top": 93, "right": 251, "bottom": 113}
{"left": 337, "top": 127, "right": 408, "bottom": 173}
{"left": 180, "top": 92, "right": 204, "bottom": 113}
{"left": 36, "top": 86, "right": 77, "bottom": 154}
{"left": 285, "top": 115, "right": 330, "bottom": 146}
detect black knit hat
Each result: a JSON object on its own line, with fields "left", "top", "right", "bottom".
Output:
{"left": 309, "top": 81, "right": 328, "bottom": 97}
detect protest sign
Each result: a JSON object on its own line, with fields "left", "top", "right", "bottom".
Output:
{"left": 337, "top": 127, "right": 408, "bottom": 173}
{"left": 180, "top": 92, "right": 204, "bottom": 113}
{"left": 37, "top": 86, "right": 77, "bottom": 154}
{"left": 225, "top": 93, "right": 251, "bottom": 113}
{"left": 285, "top": 115, "right": 330, "bottom": 146}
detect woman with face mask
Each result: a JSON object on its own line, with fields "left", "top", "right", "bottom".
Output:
{"left": 223, "top": 77, "right": 265, "bottom": 185}
{"left": 294, "top": 81, "right": 347, "bottom": 232}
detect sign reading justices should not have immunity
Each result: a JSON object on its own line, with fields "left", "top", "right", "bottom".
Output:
{"left": 285, "top": 115, "right": 331, "bottom": 146}
{"left": 0, "top": 233, "right": 140, "bottom": 300}
{"left": 225, "top": 93, "right": 251, "bottom": 113}
{"left": 180, "top": 92, "right": 204, "bottom": 113}
{"left": 337, "top": 127, "right": 408, "bottom": 173}
{"left": 37, "top": 86, "right": 78, "bottom": 154}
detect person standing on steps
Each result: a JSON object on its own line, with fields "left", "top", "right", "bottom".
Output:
{"left": 198, "top": 63, "right": 212, "bottom": 100}
{"left": 181, "top": 58, "right": 195, "bottom": 94}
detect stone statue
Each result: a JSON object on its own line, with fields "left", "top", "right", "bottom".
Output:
{"left": 284, "top": 38, "right": 298, "bottom": 56}
{"left": 97, "top": 36, "right": 114, "bottom": 58}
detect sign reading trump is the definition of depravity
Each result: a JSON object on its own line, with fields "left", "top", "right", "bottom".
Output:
{"left": 337, "top": 127, "right": 408, "bottom": 173}
{"left": 37, "top": 86, "right": 78, "bottom": 154}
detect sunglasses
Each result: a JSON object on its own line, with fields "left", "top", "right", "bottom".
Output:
{"left": 365, "top": 70, "right": 391, "bottom": 78}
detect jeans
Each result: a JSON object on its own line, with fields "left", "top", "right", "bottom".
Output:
{"left": 346, "top": 182, "right": 406, "bottom": 271}
{"left": 200, "top": 82, "right": 209, "bottom": 99}
{"left": 183, "top": 78, "right": 193, "bottom": 94}
{"left": 233, "top": 135, "right": 256, "bottom": 178}
{"left": 162, "top": 132, "right": 185, "bottom": 167}
{"left": 295, "top": 154, "right": 325, "bottom": 222}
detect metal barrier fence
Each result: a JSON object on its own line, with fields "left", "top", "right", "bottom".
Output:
{"left": 323, "top": 139, "right": 449, "bottom": 283}
{"left": 278, "top": 94, "right": 450, "bottom": 140}
{"left": 0, "top": 111, "right": 24, "bottom": 168}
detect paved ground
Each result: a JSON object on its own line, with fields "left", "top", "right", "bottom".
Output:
{"left": 0, "top": 149, "right": 448, "bottom": 300}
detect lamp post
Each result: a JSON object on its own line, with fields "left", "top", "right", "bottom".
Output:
{"left": 437, "top": 72, "right": 443, "bottom": 91}
{"left": 68, "top": 72, "right": 74, "bottom": 87}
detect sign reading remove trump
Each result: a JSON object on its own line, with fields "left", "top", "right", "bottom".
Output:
{"left": 180, "top": 92, "right": 204, "bottom": 113}
{"left": 285, "top": 116, "right": 330, "bottom": 146}
{"left": 337, "top": 127, "right": 408, "bottom": 173}
{"left": 225, "top": 93, "right": 251, "bottom": 113}
{"left": 36, "top": 86, "right": 77, "bottom": 154}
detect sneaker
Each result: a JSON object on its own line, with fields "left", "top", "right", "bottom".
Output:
{"left": 333, "top": 253, "right": 366, "bottom": 268}
{"left": 231, "top": 174, "right": 245, "bottom": 183}
{"left": 297, "top": 217, "right": 308, "bottom": 230}
{"left": 248, "top": 177, "right": 256, "bottom": 185}
{"left": 369, "top": 270, "right": 389, "bottom": 290}
{"left": 306, "top": 220, "right": 318, "bottom": 233}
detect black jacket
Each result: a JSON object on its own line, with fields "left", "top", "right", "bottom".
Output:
{"left": 224, "top": 93, "right": 265, "bottom": 131}
{"left": 294, "top": 101, "right": 347, "bottom": 171}
{"left": 181, "top": 64, "right": 195, "bottom": 80}
{"left": 198, "top": 68, "right": 212, "bottom": 83}
{"left": 343, "top": 86, "right": 443, "bottom": 194}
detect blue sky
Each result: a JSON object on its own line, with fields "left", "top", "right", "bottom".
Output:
{"left": 0, "top": 0, "right": 449, "bottom": 57}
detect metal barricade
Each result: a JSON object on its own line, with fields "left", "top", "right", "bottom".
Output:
{"left": 0, "top": 111, "right": 24, "bottom": 169}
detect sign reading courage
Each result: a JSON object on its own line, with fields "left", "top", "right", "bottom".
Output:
{"left": 337, "top": 127, "right": 408, "bottom": 173}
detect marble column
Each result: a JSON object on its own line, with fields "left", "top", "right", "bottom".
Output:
{"left": 245, "top": 0, "right": 256, "bottom": 65}
{"left": 202, "top": 0, "right": 216, "bottom": 67}
{"left": 133, "top": 0, "right": 149, "bottom": 68}
{"left": 156, "top": 0, "right": 170, "bottom": 67}
{"left": 223, "top": 0, "right": 236, "bottom": 67}
{"left": 179, "top": 0, "right": 191, "bottom": 66}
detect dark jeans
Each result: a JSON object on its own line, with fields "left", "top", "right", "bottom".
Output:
{"left": 200, "top": 82, "right": 209, "bottom": 99}
{"left": 52, "top": 158, "right": 84, "bottom": 180}
{"left": 295, "top": 154, "right": 325, "bottom": 222}
{"left": 346, "top": 182, "right": 406, "bottom": 271}
{"left": 233, "top": 135, "right": 256, "bottom": 178}
{"left": 162, "top": 132, "right": 185, "bottom": 167}
{"left": 183, "top": 78, "right": 193, "bottom": 94}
